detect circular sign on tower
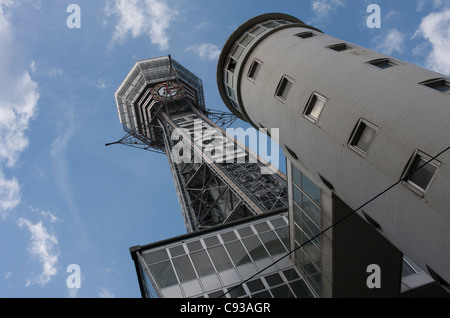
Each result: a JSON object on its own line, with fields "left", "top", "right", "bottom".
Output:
{"left": 151, "top": 81, "right": 184, "bottom": 101}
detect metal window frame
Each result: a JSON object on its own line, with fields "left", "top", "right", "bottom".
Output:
{"left": 401, "top": 149, "right": 441, "bottom": 197}
{"left": 347, "top": 118, "right": 380, "bottom": 157}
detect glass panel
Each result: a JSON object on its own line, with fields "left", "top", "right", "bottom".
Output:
{"left": 293, "top": 203, "right": 302, "bottom": 225}
{"left": 144, "top": 249, "right": 169, "bottom": 264}
{"left": 208, "top": 290, "right": 224, "bottom": 298}
{"left": 283, "top": 268, "right": 300, "bottom": 281}
{"left": 252, "top": 290, "right": 272, "bottom": 298}
{"left": 186, "top": 240, "right": 203, "bottom": 252}
{"left": 408, "top": 157, "right": 437, "bottom": 190}
{"left": 250, "top": 26, "right": 265, "bottom": 36}
{"left": 208, "top": 245, "right": 233, "bottom": 271}
{"left": 289, "top": 280, "right": 314, "bottom": 298}
{"left": 221, "top": 231, "right": 237, "bottom": 243}
{"left": 204, "top": 236, "right": 220, "bottom": 247}
{"left": 239, "top": 33, "right": 254, "bottom": 46}
{"left": 262, "top": 21, "right": 278, "bottom": 28}
{"left": 293, "top": 184, "right": 301, "bottom": 206}
{"left": 259, "top": 231, "right": 286, "bottom": 256}
{"left": 237, "top": 226, "right": 254, "bottom": 238}
{"left": 242, "top": 236, "right": 269, "bottom": 261}
{"left": 301, "top": 174, "right": 320, "bottom": 206}
{"left": 294, "top": 224, "right": 304, "bottom": 246}
{"left": 275, "top": 226, "right": 289, "bottom": 249}
{"left": 172, "top": 255, "right": 197, "bottom": 282}
{"left": 231, "top": 45, "right": 244, "bottom": 59}
{"left": 169, "top": 245, "right": 185, "bottom": 257}
{"left": 270, "top": 217, "right": 286, "bottom": 228}
{"left": 191, "top": 250, "right": 215, "bottom": 277}
{"left": 308, "top": 95, "right": 326, "bottom": 120}
{"left": 225, "top": 240, "right": 252, "bottom": 266}
{"left": 148, "top": 260, "right": 178, "bottom": 288}
{"left": 426, "top": 80, "right": 449, "bottom": 92}
{"left": 292, "top": 164, "right": 301, "bottom": 186}
{"left": 302, "top": 193, "right": 321, "bottom": 226}
{"left": 303, "top": 215, "right": 321, "bottom": 245}
{"left": 246, "top": 278, "right": 265, "bottom": 293}
{"left": 355, "top": 123, "right": 376, "bottom": 152}
{"left": 248, "top": 60, "right": 261, "bottom": 80}
{"left": 227, "top": 285, "right": 246, "bottom": 297}
{"left": 276, "top": 77, "right": 293, "bottom": 100}
{"left": 271, "top": 285, "right": 295, "bottom": 298}
{"left": 254, "top": 222, "right": 270, "bottom": 233}
{"left": 264, "top": 273, "right": 284, "bottom": 287}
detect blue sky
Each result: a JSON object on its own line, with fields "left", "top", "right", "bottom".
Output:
{"left": 0, "top": 0, "right": 449, "bottom": 298}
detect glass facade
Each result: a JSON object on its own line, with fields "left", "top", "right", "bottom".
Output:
{"left": 135, "top": 212, "right": 315, "bottom": 298}
{"left": 290, "top": 163, "right": 323, "bottom": 297}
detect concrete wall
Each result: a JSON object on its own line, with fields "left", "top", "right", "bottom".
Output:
{"left": 218, "top": 14, "right": 450, "bottom": 287}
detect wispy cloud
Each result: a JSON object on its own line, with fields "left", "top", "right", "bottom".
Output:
{"left": 99, "top": 287, "right": 115, "bottom": 298}
{"left": 413, "top": 8, "right": 450, "bottom": 75}
{"left": 17, "top": 218, "right": 59, "bottom": 286}
{"left": 106, "top": 0, "right": 178, "bottom": 50}
{"left": 0, "top": 1, "right": 39, "bottom": 217}
{"left": 186, "top": 43, "right": 221, "bottom": 61}
{"left": 372, "top": 28, "right": 405, "bottom": 56}
{"left": 311, "top": 0, "right": 345, "bottom": 21}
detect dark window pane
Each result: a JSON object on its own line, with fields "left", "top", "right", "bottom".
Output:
{"left": 271, "top": 285, "right": 295, "bottom": 298}
{"left": 148, "top": 260, "right": 178, "bottom": 288}
{"left": 225, "top": 240, "right": 251, "bottom": 266}
{"left": 242, "top": 236, "right": 268, "bottom": 261}
{"left": 172, "top": 255, "right": 197, "bottom": 282}
{"left": 191, "top": 250, "right": 215, "bottom": 277}
{"left": 208, "top": 245, "right": 233, "bottom": 271}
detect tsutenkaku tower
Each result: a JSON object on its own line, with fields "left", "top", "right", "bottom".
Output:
{"left": 113, "top": 56, "right": 287, "bottom": 233}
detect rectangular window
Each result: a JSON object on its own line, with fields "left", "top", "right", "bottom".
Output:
{"left": 295, "top": 32, "right": 315, "bottom": 39}
{"left": 227, "top": 58, "right": 237, "bottom": 72}
{"left": 348, "top": 118, "right": 379, "bottom": 157}
{"left": 327, "top": 43, "right": 352, "bottom": 52}
{"left": 275, "top": 76, "right": 293, "bottom": 101}
{"left": 402, "top": 150, "right": 440, "bottom": 196}
{"left": 303, "top": 92, "right": 327, "bottom": 123}
{"left": 248, "top": 59, "right": 262, "bottom": 81}
{"left": 367, "top": 58, "right": 398, "bottom": 69}
{"left": 239, "top": 33, "right": 254, "bottom": 47}
{"left": 419, "top": 78, "right": 450, "bottom": 92}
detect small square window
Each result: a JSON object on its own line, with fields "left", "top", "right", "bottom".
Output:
{"left": 348, "top": 118, "right": 379, "bottom": 157}
{"left": 367, "top": 58, "right": 398, "bottom": 69}
{"left": 295, "top": 32, "right": 315, "bottom": 39}
{"left": 275, "top": 76, "right": 293, "bottom": 101}
{"left": 227, "top": 58, "right": 237, "bottom": 73}
{"left": 327, "top": 43, "right": 352, "bottom": 52}
{"left": 303, "top": 92, "right": 327, "bottom": 123}
{"left": 419, "top": 78, "right": 450, "bottom": 92}
{"left": 402, "top": 150, "right": 440, "bottom": 196}
{"left": 248, "top": 59, "right": 262, "bottom": 81}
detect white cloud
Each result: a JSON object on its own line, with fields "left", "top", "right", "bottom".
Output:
{"left": 414, "top": 9, "right": 450, "bottom": 75}
{"left": 99, "top": 287, "right": 115, "bottom": 298}
{"left": 106, "top": 0, "right": 178, "bottom": 50}
{"left": 17, "top": 218, "right": 59, "bottom": 286}
{"left": 311, "top": 0, "right": 345, "bottom": 20}
{"left": 372, "top": 28, "right": 405, "bottom": 55}
{"left": 30, "top": 206, "right": 62, "bottom": 224}
{"left": 186, "top": 43, "right": 221, "bottom": 61}
{"left": 0, "top": 172, "right": 20, "bottom": 218}
{"left": 416, "top": 0, "right": 447, "bottom": 12}
{"left": 0, "top": 1, "right": 39, "bottom": 216}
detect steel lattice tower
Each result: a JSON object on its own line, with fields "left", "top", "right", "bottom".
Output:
{"left": 112, "top": 56, "right": 287, "bottom": 233}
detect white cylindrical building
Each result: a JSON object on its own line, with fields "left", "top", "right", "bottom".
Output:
{"left": 217, "top": 13, "right": 450, "bottom": 296}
